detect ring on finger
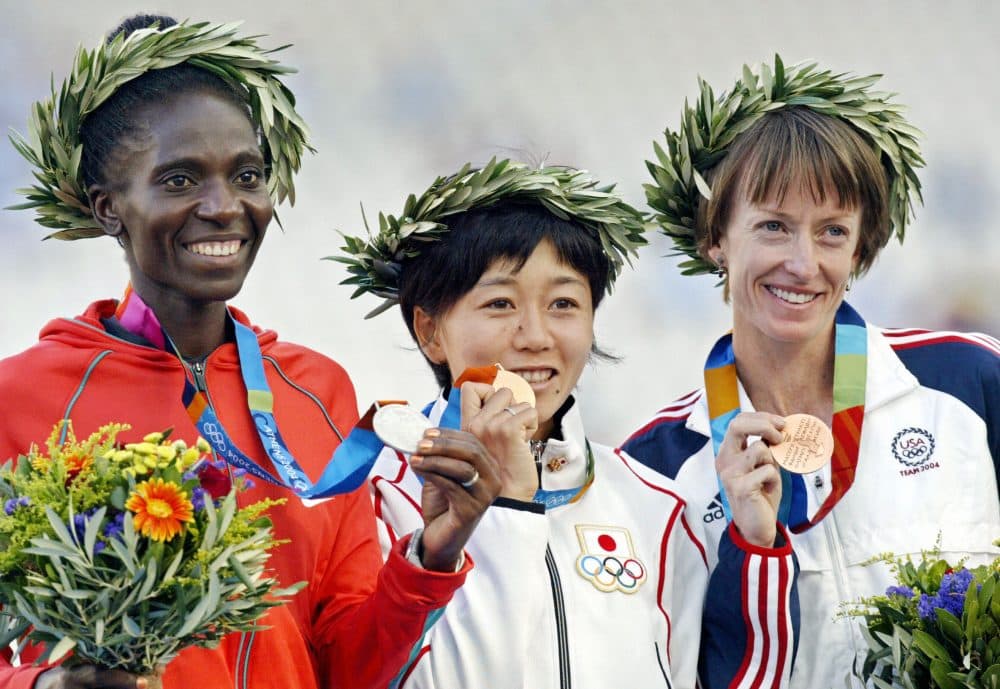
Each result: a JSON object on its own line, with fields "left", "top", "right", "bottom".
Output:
{"left": 503, "top": 407, "right": 518, "bottom": 417}
{"left": 460, "top": 469, "right": 480, "bottom": 489}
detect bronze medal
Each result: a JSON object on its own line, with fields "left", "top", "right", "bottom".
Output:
{"left": 493, "top": 366, "right": 536, "bottom": 407}
{"left": 769, "top": 413, "right": 833, "bottom": 474}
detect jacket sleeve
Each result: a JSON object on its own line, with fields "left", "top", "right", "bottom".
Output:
{"left": 311, "top": 484, "right": 471, "bottom": 689}
{"left": 0, "top": 656, "right": 46, "bottom": 689}
{"left": 661, "top": 504, "right": 710, "bottom": 689}
{"left": 699, "top": 522, "right": 799, "bottom": 689}
{"left": 399, "top": 498, "right": 550, "bottom": 689}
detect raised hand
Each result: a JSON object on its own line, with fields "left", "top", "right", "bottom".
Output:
{"left": 409, "top": 426, "right": 501, "bottom": 572}
{"left": 460, "top": 381, "right": 538, "bottom": 501}
{"left": 716, "top": 412, "right": 785, "bottom": 547}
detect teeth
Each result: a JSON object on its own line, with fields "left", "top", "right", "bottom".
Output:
{"left": 514, "top": 370, "right": 553, "bottom": 384}
{"left": 187, "top": 240, "right": 242, "bottom": 257}
{"left": 767, "top": 286, "right": 817, "bottom": 304}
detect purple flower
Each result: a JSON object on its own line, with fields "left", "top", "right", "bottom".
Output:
{"left": 3, "top": 496, "right": 29, "bottom": 515}
{"left": 886, "top": 585, "right": 914, "bottom": 599}
{"left": 917, "top": 568, "right": 974, "bottom": 620}
{"left": 102, "top": 512, "right": 125, "bottom": 540}
{"left": 191, "top": 486, "right": 208, "bottom": 511}
{"left": 72, "top": 512, "right": 88, "bottom": 542}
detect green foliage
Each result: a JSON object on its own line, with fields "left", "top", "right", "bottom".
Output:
{"left": 7, "top": 20, "right": 312, "bottom": 239}
{"left": 844, "top": 547, "right": 1000, "bottom": 688}
{"left": 0, "top": 422, "right": 301, "bottom": 674}
{"left": 329, "top": 157, "right": 651, "bottom": 318}
{"left": 645, "top": 54, "right": 925, "bottom": 278}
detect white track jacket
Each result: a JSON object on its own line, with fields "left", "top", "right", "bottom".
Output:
{"left": 623, "top": 317, "right": 1000, "bottom": 689}
{"left": 368, "top": 394, "right": 798, "bottom": 689}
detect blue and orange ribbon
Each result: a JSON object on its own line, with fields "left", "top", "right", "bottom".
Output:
{"left": 704, "top": 302, "right": 867, "bottom": 533}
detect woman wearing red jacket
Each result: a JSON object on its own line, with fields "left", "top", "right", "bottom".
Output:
{"left": 0, "top": 14, "right": 498, "bottom": 689}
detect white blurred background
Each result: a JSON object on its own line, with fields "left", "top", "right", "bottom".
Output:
{"left": 2, "top": 0, "right": 997, "bottom": 447}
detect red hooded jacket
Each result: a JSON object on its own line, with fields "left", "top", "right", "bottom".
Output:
{"left": 0, "top": 300, "right": 468, "bottom": 689}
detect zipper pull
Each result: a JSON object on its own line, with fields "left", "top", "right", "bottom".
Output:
{"left": 189, "top": 360, "right": 209, "bottom": 393}
{"left": 530, "top": 440, "right": 546, "bottom": 466}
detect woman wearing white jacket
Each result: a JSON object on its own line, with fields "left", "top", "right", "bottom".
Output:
{"left": 337, "top": 159, "right": 798, "bottom": 689}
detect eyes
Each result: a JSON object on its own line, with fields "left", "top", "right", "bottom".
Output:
{"left": 759, "top": 220, "right": 850, "bottom": 240}
{"left": 161, "top": 167, "right": 264, "bottom": 191}
{"left": 483, "top": 297, "right": 580, "bottom": 311}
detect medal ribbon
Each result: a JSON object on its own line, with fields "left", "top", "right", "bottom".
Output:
{"left": 704, "top": 301, "right": 867, "bottom": 533}
{"left": 178, "top": 317, "right": 380, "bottom": 497}
{"left": 114, "top": 286, "right": 380, "bottom": 498}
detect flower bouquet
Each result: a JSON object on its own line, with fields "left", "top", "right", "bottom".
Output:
{"left": 844, "top": 546, "right": 1000, "bottom": 689}
{"left": 0, "top": 421, "right": 303, "bottom": 675}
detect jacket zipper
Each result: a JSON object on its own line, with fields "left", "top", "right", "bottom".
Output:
{"left": 823, "top": 513, "right": 862, "bottom": 682}
{"left": 545, "top": 545, "right": 571, "bottom": 689}
{"left": 188, "top": 359, "right": 252, "bottom": 687}
{"left": 190, "top": 360, "right": 209, "bottom": 393}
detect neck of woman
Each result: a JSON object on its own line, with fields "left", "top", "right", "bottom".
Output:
{"left": 150, "top": 295, "right": 231, "bottom": 360}
{"left": 732, "top": 327, "right": 836, "bottom": 424}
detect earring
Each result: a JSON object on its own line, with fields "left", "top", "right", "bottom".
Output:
{"left": 713, "top": 255, "right": 727, "bottom": 277}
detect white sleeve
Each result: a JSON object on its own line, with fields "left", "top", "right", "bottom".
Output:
{"left": 663, "top": 504, "right": 710, "bottom": 689}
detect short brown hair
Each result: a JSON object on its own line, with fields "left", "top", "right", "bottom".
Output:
{"left": 698, "top": 106, "right": 890, "bottom": 276}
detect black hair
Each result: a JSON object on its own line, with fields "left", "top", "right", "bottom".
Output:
{"left": 80, "top": 14, "right": 255, "bottom": 189}
{"left": 398, "top": 200, "right": 613, "bottom": 390}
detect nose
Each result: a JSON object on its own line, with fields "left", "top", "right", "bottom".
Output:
{"left": 512, "top": 306, "right": 554, "bottom": 351}
{"left": 194, "top": 179, "right": 242, "bottom": 226}
{"left": 784, "top": 232, "right": 820, "bottom": 281}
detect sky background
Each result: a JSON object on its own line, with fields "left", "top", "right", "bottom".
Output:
{"left": 2, "top": 0, "right": 997, "bottom": 447}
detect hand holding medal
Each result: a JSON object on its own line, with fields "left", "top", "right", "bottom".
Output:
{"left": 456, "top": 364, "right": 539, "bottom": 502}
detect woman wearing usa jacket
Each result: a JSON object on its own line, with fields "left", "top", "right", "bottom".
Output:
{"left": 623, "top": 57, "right": 1000, "bottom": 689}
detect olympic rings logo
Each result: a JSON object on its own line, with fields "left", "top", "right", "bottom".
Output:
{"left": 891, "top": 427, "right": 935, "bottom": 467}
{"left": 578, "top": 554, "right": 646, "bottom": 592}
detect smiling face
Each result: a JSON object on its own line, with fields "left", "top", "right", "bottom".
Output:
{"left": 712, "top": 182, "right": 861, "bottom": 353}
{"left": 415, "top": 239, "right": 595, "bottom": 440}
{"left": 91, "top": 90, "right": 272, "bottom": 315}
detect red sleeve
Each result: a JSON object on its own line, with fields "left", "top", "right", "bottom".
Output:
{"left": 310, "top": 486, "right": 471, "bottom": 689}
{"left": 0, "top": 657, "right": 47, "bottom": 689}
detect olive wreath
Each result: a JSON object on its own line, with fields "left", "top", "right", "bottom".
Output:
{"left": 331, "top": 157, "right": 649, "bottom": 318}
{"left": 8, "top": 20, "right": 312, "bottom": 239}
{"left": 645, "top": 54, "right": 925, "bottom": 277}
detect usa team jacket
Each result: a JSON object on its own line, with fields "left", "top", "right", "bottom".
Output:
{"left": 0, "top": 299, "right": 470, "bottom": 689}
{"left": 622, "top": 319, "right": 1000, "bottom": 689}
{"left": 367, "top": 394, "right": 798, "bottom": 689}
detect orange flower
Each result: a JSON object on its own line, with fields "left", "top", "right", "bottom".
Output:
{"left": 63, "top": 452, "right": 93, "bottom": 483}
{"left": 125, "top": 478, "right": 194, "bottom": 542}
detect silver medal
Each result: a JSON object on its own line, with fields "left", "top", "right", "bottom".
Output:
{"left": 372, "top": 404, "right": 433, "bottom": 454}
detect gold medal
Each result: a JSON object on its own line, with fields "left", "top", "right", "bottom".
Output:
{"left": 493, "top": 365, "right": 536, "bottom": 407}
{"left": 769, "top": 413, "right": 833, "bottom": 474}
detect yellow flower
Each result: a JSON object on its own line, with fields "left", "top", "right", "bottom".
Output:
{"left": 125, "top": 479, "right": 194, "bottom": 542}
{"left": 196, "top": 438, "right": 211, "bottom": 454}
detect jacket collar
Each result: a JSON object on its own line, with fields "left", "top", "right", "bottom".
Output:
{"left": 686, "top": 314, "right": 919, "bottom": 438}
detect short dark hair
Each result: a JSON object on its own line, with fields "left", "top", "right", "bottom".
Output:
{"left": 80, "top": 14, "right": 255, "bottom": 190}
{"left": 398, "top": 201, "right": 612, "bottom": 389}
{"left": 698, "top": 106, "right": 890, "bottom": 276}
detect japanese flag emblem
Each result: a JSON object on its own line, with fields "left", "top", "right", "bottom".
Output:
{"left": 574, "top": 524, "right": 646, "bottom": 593}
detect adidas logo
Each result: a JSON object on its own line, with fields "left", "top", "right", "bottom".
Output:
{"left": 703, "top": 495, "right": 726, "bottom": 524}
